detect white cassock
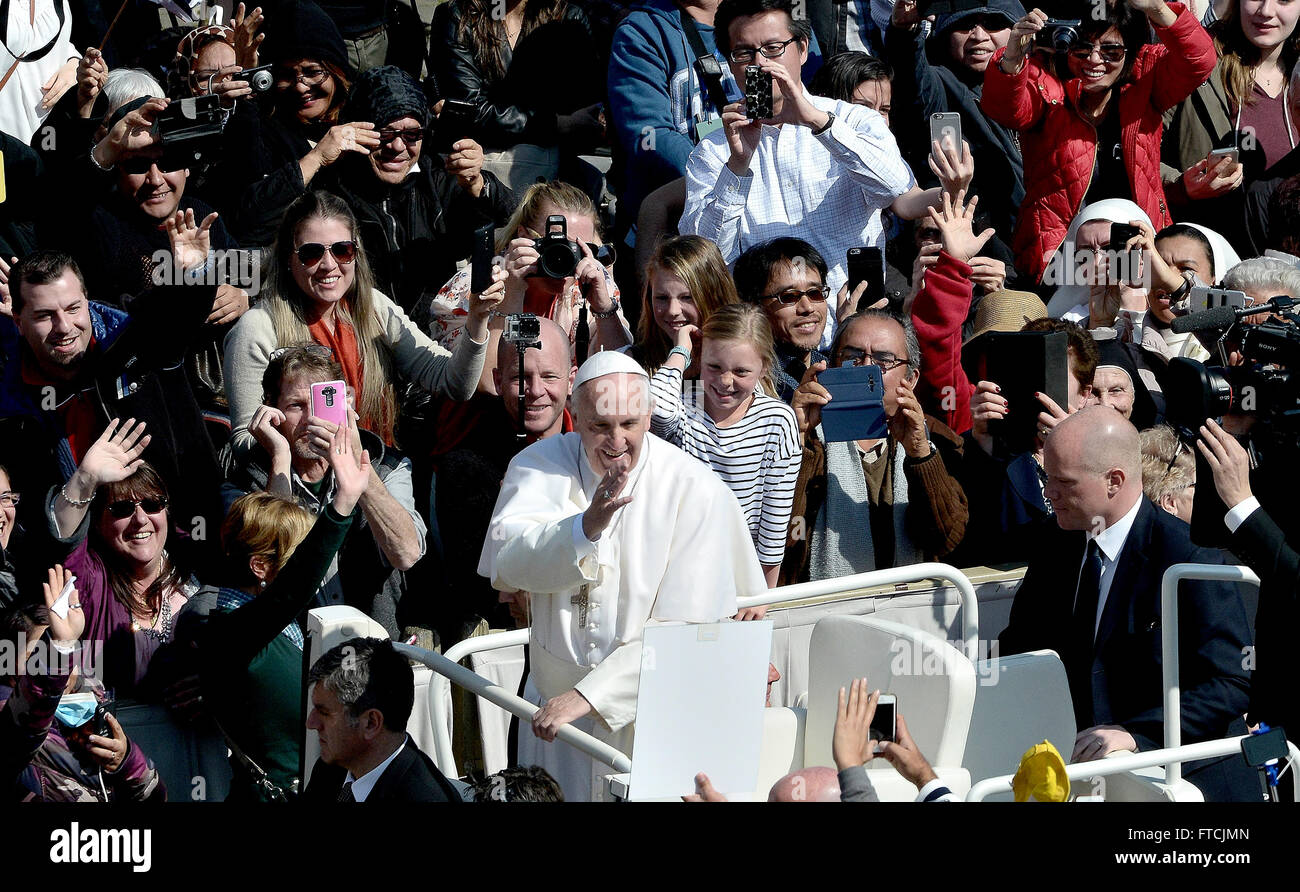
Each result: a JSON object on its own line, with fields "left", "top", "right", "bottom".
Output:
{"left": 478, "top": 431, "right": 767, "bottom": 801}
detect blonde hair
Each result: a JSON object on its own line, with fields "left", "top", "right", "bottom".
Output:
{"left": 497, "top": 181, "right": 598, "bottom": 253}
{"left": 221, "top": 493, "right": 316, "bottom": 587}
{"left": 634, "top": 235, "right": 740, "bottom": 373}
{"left": 701, "top": 302, "right": 778, "bottom": 398}
{"left": 263, "top": 191, "right": 399, "bottom": 444}
{"left": 1139, "top": 425, "right": 1195, "bottom": 505}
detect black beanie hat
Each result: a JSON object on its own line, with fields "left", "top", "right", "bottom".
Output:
{"left": 346, "top": 65, "right": 429, "bottom": 128}
{"left": 260, "top": 0, "right": 350, "bottom": 76}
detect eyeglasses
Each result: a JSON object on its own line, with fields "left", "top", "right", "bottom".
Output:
{"left": 273, "top": 65, "right": 328, "bottom": 87}
{"left": 106, "top": 497, "right": 168, "bottom": 519}
{"left": 295, "top": 241, "right": 357, "bottom": 266}
{"left": 378, "top": 127, "right": 424, "bottom": 145}
{"left": 1162, "top": 439, "right": 1188, "bottom": 479}
{"left": 0, "top": 491, "right": 19, "bottom": 507}
{"left": 838, "top": 347, "right": 909, "bottom": 371}
{"left": 1068, "top": 42, "right": 1127, "bottom": 63}
{"left": 729, "top": 37, "right": 800, "bottom": 65}
{"left": 761, "top": 285, "right": 830, "bottom": 305}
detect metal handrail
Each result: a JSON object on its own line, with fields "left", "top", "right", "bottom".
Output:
{"left": 1160, "top": 563, "right": 1260, "bottom": 786}
{"left": 737, "top": 562, "right": 980, "bottom": 656}
{"left": 395, "top": 642, "right": 632, "bottom": 779}
{"left": 424, "top": 564, "right": 980, "bottom": 776}
{"left": 966, "top": 737, "right": 1300, "bottom": 802}
{"left": 427, "top": 629, "right": 531, "bottom": 774}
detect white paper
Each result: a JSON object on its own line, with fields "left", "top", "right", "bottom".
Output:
{"left": 50, "top": 576, "right": 77, "bottom": 620}
{"left": 629, "top": 621, "right": 773, "bottom": 800}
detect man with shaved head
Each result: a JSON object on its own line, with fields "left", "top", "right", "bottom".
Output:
{"left": 481, "top": 351, "right": 767, "bottom": 801}
{"left": 1000, "top": 406, "right": 1254, "bottom": 800}
{"left": 768, "top": 766, "right": 842, "bottom": 802}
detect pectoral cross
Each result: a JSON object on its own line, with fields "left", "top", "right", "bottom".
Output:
{"left": 571, "top": 585, "right": 590, "bottom": 626}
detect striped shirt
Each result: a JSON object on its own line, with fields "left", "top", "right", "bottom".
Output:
{"left": 649, "top": 364, "right": 802, "bottom": 566}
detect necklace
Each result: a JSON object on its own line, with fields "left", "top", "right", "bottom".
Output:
{"left": 131, "top": 594, "right": 174, "bottom": 643}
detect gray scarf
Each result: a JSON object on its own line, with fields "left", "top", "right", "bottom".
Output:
{"left": 810, "top": 425, "right": 920, "bottom": 580}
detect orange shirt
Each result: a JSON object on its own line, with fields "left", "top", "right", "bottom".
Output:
{"left": 306, "top": 315, "right": 386, "bottom": 437}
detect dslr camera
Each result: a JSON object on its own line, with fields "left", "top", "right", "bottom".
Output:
{"left": 531, "top": 215, "right": 583, "bottom": 279}
{"left": 1035, "top": 18, "right": 1082, "bottom": 53}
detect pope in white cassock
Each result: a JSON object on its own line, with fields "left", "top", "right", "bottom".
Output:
{"left": 479, "top": 351, "right": 768, "bottom": 801}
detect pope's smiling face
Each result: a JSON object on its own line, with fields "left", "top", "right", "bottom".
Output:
{"left": 575, "top": 373, "right": 652, "bottom": 475}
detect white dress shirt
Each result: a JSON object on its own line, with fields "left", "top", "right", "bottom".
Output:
{"left": 1225, "top": 496, "right": 1261, "bottom": 533}
{"left": 345, "top": 738, "right": 406, "bottom": 802}
{"left": 680, "top": 90, "right": 916, "bottom": 349}
{"left": 1083, "top": 496, "right": 1144, "bottom": 637}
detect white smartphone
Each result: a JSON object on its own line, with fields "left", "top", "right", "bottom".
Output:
{"left": 870, "top": 693, "right": 897, "bottom": 752}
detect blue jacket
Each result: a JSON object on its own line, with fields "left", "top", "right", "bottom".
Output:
{"left": 607, "top": 0, "right": 821, "bottom": 242}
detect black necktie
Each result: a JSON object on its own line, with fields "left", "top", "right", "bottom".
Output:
{"left": 338, "top": 781, "right": 355, "bottom": 803}
{"left": 1068, "top": 539, "right": 1104, "bottom": 726}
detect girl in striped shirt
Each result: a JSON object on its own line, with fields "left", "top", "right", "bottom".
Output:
{"left": 650, "top": 303, "right": 802, "bottom": 610}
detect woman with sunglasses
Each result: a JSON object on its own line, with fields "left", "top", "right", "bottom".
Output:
{"left": 41, "top": 418, "right": 195, "bottom": 695}
{"left": 225, "top": 189, "right": 504, "bottom": 460}
{"left": 983, "top": 0, "right": 1216, "bottom": 285}
{"left": 212, "top": 1, "right": 382, "bottom": 247}
{"left": 0, "top": 466, "right": 20, "bottom": 608}
{"left": 1163, "top": 0, "right": 1299, "bottom": 226}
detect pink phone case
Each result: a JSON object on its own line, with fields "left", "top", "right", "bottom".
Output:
{"left": 310, "top": 380, "right": 348, "bottom": 427}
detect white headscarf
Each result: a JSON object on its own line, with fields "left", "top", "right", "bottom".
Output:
{"left": 1184, "top": 223, "right": 1241, "bottom": 284}
{"left": 1048, "top": 199, "right": 1154, "bottom": 318}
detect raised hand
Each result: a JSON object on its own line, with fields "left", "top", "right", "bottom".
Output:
{"left": 929, "top": 138, "right": 974, "bottom": 201}
{"left": 925, "top": 189, "right": 994, "bottom": 264}
{"left": 832, "top": 677, "right": 881, "bottom": 770}
{"left": 250, "top": 404, "right": 291, "bottom": 462}
{"left": 76, "top": 48, "right": 108, "bottom": 118}
{"left": 328, "top": 419, "right": 371, "bottom": 516}
{"left": 231, "top": 3, "right": 266, "bottom": 68}
{"left": 1003, "top": 8, "right": 1047, "bottom": 72}
{"left": 791, "top": 360, "right": 829, "bottom": 436}
{"left": 446, "top": 139, "right": 486, "bottom": 196}
{"left": 722, "top": 100, "right": 762, "bottom": 175}
{"left": 575, "top": 240, "right": 614, "bottom": 314}
{"left": 1183, "top": 154, "right": 1244, "bottom": 201}
{"left": 312, "top": 122, "right": 381, "bottom": 167}
{"left": 164, "top": 209, "right": 218, "bottom": 272}
{"left": 889, "top": 376, "right": 931, "bottom": 459}
{"left": 86, "top": 711, "right": 129, "bottom": 773}
{"left": 74, "top": 418, "right": 151, "bottom": 490}
{"left": 96, "top": 97, "right": 168, "bottom": 167}
{"left": 582, "top": 459, "right": 633, "bottom": 541}
{"left": 42, "top": 564, "right": 84, "bottom": 644}
{"left": 969, "top": 380, "right": 1007, "bottom": 455}
{"left": 1197, "top": 418, "right": 1254, "bottom": 509}
{"left": 0, "top": 254, "right": 17, "bottom": 318}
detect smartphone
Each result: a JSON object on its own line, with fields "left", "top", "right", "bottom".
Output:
{"left": 310, "top": 380, "right": 348, "bottom": 427}
{"left": 981, "top": 330, "right": 1070, "bottom": 457}
{"left": 1109, "top": 222, "right": 1141, "bottom": 247}
{"left": 929, "top": 112, "right": 961, "bottom": 154}
{"left": 1208, "top": 146, "right": 1239, "bottom": 166}
{"left": 470, "top": 222, "right": 495, "bottom": 293}
{"left": 869, "top": 694, "right": 897, "bottom": 750}
{"left": 816, "top": 364, "right": 888, "bottom": 442}
{"left": 93, "top": 699, "right": 115, "bottom": 738}
{"left": 1241, "top": 727, "right": 1288, "bottom": 768}
{"left": 744, "top": 65, "right": 773, "bottom": 120}
{"left": 436, "top": 98, "right": 477, "bottom": 152}
{"left": 1188, "top": 286, "right": 1248, "bottom": 313}
{"left": 847, "top": 246, "right": 885, "bottom": 311}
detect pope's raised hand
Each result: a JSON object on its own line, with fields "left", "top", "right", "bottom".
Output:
{"left": 582, "top": 459, "right": 632, "bottom": 541}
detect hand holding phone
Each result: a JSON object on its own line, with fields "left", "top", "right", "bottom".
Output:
{"left": 744, "top": 65, "right": 773, "bottom": 120}
{"left": 310, "top": 380, "right": 348, "bottom": 427}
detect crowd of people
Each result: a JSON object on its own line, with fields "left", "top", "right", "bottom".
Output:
{"left": 1, "top": 0, "right": 1297, "bottom": 804}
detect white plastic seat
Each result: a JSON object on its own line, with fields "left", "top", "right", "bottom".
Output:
{"left": 963, "top": 649, "right": 1077, "bottom": 801}
{"left": 804, "top": 615, "right": 977, "bottom": 777}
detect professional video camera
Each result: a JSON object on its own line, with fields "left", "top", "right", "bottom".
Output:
{"left": 1164, "top": 296, "right": 1300, "bottom": 545}
{"left": 154, "top": 94, "right": 226, "bottom": 167}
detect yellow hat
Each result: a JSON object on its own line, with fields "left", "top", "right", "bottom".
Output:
{"left": 1011, "top": 740, "right": 1071, "bottom": 802}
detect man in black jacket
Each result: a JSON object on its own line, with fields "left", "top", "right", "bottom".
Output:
{"left": 325, "top": 65, "right": 516, "bottom": 316}
{"left": 304, "top": 637, "right": 461, "bottom": 802}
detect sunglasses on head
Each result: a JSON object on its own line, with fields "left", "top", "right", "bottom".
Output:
{"left": 295, "top": 241, "right": 357, "bottom": 266}
{"left": 106, "top": 497, "right": 168, "bottom": 519}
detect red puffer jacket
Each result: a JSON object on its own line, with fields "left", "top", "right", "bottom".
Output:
{"left": 981, "top": 3, "right": 1215, "bottom": 284}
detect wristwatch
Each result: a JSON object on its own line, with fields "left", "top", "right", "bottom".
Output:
{"left": 591, "top": 297, "right": 621, "bottom": 319}
{"left": 812, "top": 111, "right": 835, "bottom": 135}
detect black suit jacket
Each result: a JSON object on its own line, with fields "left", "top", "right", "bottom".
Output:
{"left": 1229, "top": 507, "right": 1298, "bottom": 735}
{"left": 303, "top": 735, "right": 462, "bottom": 803}
{"left": 1000, "top": 499, "right": 1253, "bottom": 751}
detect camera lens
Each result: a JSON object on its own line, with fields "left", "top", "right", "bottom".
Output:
{"left": 250, "top": 70, "right": 273, "bottom": 92}
{"left": 538, "top": 240, "right": 580, "bottom": 279}
{"left": 1206, "top": 368, "right": 1236, "bottom": 416}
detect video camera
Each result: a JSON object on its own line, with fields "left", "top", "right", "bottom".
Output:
{"left": 502, "top": 313, "right": 542, "bottom": 441}
{"left": 154, "top": 94, "right": 226, "bottom": 167}
{"left": 1164, "top": 297, "right": 1300, "bottom": 546}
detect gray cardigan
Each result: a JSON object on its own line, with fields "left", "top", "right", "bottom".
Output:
{"left": 223, "top": 288, "right": 487, "bottom": 459}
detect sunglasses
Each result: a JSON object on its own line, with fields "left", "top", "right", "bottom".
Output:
{"left": 295, "top": 241, "right": 357, "bottom": 266}
{"left": 1068, "top": 42, "right": 1127, "bottom": 63}
{"left": 106, "top": 497, "right": 168, "bottom": 519}
{"left": 119, "top": 154, "right": 187, "bottom": 174}
{"left": 378, "top": 127, "right": 424, "bottom": 145}
{"left": 269, "top": 344, "right": 334, "bottom": 363}
{"left": 761, "top": 286, "right": 831, "bottom": 305}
